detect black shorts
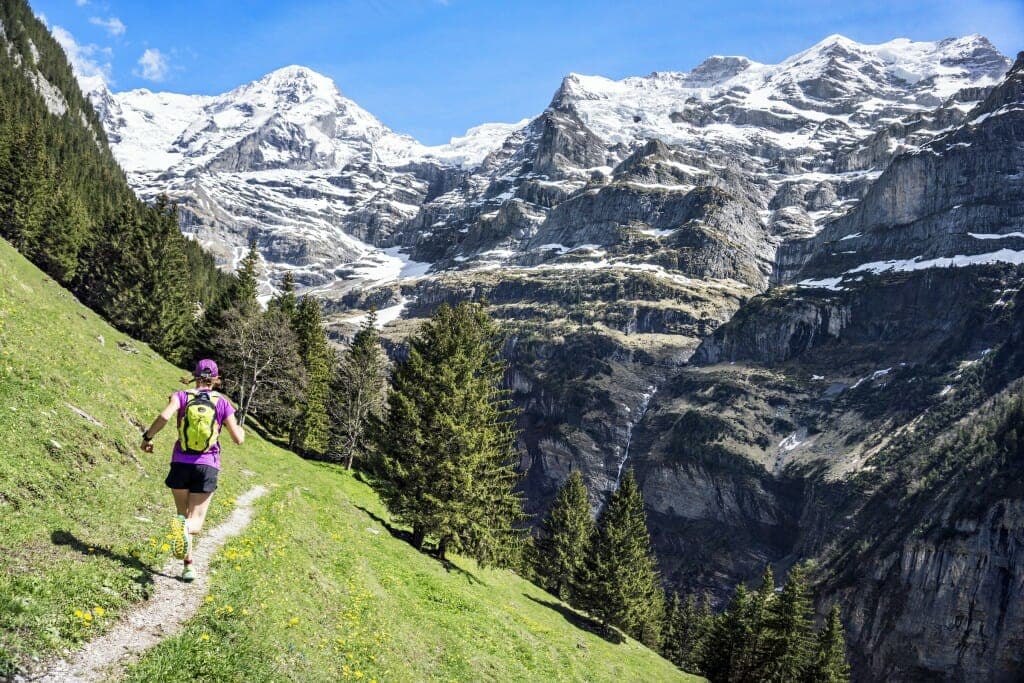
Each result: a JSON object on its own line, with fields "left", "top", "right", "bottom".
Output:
{"left": 165, "top": 462, "right": 219, "bottom": 493}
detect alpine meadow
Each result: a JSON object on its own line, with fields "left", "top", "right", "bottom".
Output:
{"left": 2, "top": 0, "right": 1024, "bottom": 680}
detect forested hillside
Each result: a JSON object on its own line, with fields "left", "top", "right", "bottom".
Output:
{"left": 0, "top": 0, "right": 231, "bottom": 363}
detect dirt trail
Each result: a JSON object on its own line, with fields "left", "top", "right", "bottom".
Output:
{"left": 28, "top": 486, "right": 267, "bottom": 682}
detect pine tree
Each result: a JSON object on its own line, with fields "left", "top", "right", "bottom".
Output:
{"left": 235, "top": 240, "right": 261, "bottom": 313}
{"left": 290, "top": 295, "right": 333, "bottom": 455}
{"left": 805, "top": 604, "right": 850, "bottom": 683}
{"left": 662, "top": 592, "right": 685, "bottom": 666}
{"left": 374, "top": 302, "right": 524, "bottom": 567}
{"left": 576, "top": 471, "right": 664, "bottom": 648}
{"left": 701, "top": 583, "right": 756, "bottom": 683}
{"left": 328, "top": 310, "right": 387, "bottom": 469}
{"left": 143, "top": 203, "right": 195, "bottom": 364}
{"left": 270, "top": 271, "right": 297, "bottom": 319}
{"left": 746, "top": 564, "right": 776, "bottom": 677}
{"left": 533, "top": 470, "right": 594, "bottom": 602}
{"left": 763, "top": 562, "right": 816, "bottom": 682}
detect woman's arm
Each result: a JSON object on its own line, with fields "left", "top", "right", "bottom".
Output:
{"left": 141, "top": 396, "right": 179, "bottom": 453}
{"left": 224, "top": 414, "right": 245, "bottom": 445}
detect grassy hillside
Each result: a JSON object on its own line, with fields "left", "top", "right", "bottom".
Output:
{"left": 0, "top": 237, "right": 696, "bottom": 681}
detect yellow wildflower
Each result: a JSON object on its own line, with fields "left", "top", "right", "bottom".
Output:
{"left": 93, "top": 606, "right": 105, "bottom": 617}
{"left": 73, "top": 609, "right": 84, "bottom": 618}
{"left": 205, "top": 595, "right": 215, "bottom": 604}
{"left": 200, "top": 633, "right": 210, "bottom": 641}
{"left": 82, "top": 612, "right": 92, "bottom": 622}
{"left": 288, "top": 617, "right": 300, "bottom": 626}
{"left": 234, "top": 565, "right": 241, "bottom": 571}
{"left": 160, "top": 543, "right": 170, "bottom": 553}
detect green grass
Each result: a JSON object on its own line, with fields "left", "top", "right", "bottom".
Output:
{"left": 0, "top": 238, "right": 698, "bottom": 682}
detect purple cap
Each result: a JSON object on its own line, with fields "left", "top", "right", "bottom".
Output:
{"left": 195, "top": 359, "right": 219, "bottom": 378}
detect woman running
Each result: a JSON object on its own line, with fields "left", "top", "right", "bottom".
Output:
{"left": 140, "top": 359, "right": 244, "bottom": 581}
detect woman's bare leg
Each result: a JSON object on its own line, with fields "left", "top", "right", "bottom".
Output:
{"left": 171, "top": 489, "right": 189, "bottom": 517}
{"left": 185, "top": 492, "right": 214, "bottom": 538}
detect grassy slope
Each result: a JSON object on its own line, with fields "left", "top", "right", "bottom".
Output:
{"left": 0, "top": 239, "right": 696, "bottom": 682}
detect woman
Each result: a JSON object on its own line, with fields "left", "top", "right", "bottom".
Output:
{"left": 140, "top": 359, "right": 245, "bottom": 582}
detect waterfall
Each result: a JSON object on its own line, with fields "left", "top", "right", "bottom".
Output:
{"left": 614, "top": 385, "right": 657, "bottom": 489}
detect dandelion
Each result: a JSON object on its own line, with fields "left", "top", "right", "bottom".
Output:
{"left": 200, "top": 633, "right": 210, "bottom": 641}
{"left": 93, "top": 606, "right": 105, "bottom": 617}
{"left": 73, "top": 609, "right": 84, "bottom": 618}
{"left": 82, "top": 612, "right": 92, "bottom": 622}
{"left": 234, "top": 565, "right": 241, "bottom": 571}
{"left": 223, "top": 605, "right": 234, "bottom": 613}
{"left": 288, "top": 617, "right": 299, "bottom": 626}
{"left": 160, "top": 543, "right": 170, "bottom": 553}
{"left": 355, "top": 672, "right": 363, "bottom": 679}
{"left": 205, "top": 595, "right": 215, "bottom": 604}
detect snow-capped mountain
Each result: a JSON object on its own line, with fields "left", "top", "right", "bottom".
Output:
{"left": 88, "top": 34, "right": 1009, "bottom": 299}
{"left": 86, "top": 66, "right": 526, "bottom": 290}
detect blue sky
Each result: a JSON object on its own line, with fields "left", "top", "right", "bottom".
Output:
{"left": 31, "top": 0, "right": 1024, "bottom": 144}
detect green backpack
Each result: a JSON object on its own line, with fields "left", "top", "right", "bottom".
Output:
{"left": 178, "top": 390, "right": 222, "bottom": 454}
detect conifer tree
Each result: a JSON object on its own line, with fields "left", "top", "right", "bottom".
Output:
{"left": 374, "top": 302, "right": 524, "bottom": 567}
{"left": 271, "top": 271, "right": 298, "bottom": 319}
{"left": 329, "top": 310, "right": 387, "bottom": 469}
{"left": 763, "top": 562, "right": 816, "bottom": 682}
{"left": 235, "top": 240, "right": 261, "bottom": 312}
{"left": 533, "top": 470, "right": 594, "bottom": 602}
{"left": 662, "top": 592, "right": 685, "bottom": 666}
{"left": 701, "top": 583, "right": 756, "bottom": 682}
{"left": 290, "top": 295, "right": 333, "bottom": 455}
{"left": 805, "top": 604, "right": 850, "bottom": 683}
{"left": 746, "top": 564, "right": 776, "bottom": 676}
{"left": 142, "top": 203, "right": 195, "bottom": 363}
{"left": 576, "top": 471, "right": 664, "bottom": 647}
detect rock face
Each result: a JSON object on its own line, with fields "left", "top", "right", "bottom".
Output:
{"left": 86, "top": 36, "right": 1024, "bottom": 681}
{"left": 686, "top": 52, "right": 1024, "bottom": 682}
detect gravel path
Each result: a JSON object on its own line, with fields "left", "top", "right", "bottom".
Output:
{"left": 27, "top": 486, "right": 267, "bottom": 682}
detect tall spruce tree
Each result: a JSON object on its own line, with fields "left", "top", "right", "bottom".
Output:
{"left": 290, "top": 295, "right": 333, "bottom": 455}
{"left": 235, "top": 241, "right": 261, "bottom": 313}
{"left": 763, "top": 562, "right": 816, "bottom": 682}
{"left": 328, "top": 310, "right": 387, "bottom": 469}
{"left": 805, "top": 604, "right": 850, "bottom": 683}
{"left": 374, "top": 302, "right": 524, "bottom": 567}
{"left": 533, "top": 470, "right": 594, "bottom": 602}
{"left": 701, "top": 583, "right": 757, "bottom": 682}
{"left": 576, "top": 470, "right": 664, "bottom": 648}
{"left": 662, "top": 592, "right": 685, "bottom": 666}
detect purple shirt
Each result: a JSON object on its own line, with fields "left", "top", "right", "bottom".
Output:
{"left": 170, "top": 389, "right": 235, "bottom": 469}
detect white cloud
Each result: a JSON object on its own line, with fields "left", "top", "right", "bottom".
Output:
{"left": 135, "top": 48, "right": 169, "bottom": 82}
{"left": 51, "top": 25, "right": 112, "bottom": 90}
{"left": 89, "top": 16, "right": 126, "bottom": 37}
{"left": 75, "top": 0, "right": 89, "bottom": 6}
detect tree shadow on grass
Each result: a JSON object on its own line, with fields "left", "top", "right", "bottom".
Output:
{"left": 50, "top": 530, "right": 176, "bottom": 583}
{"left": 523, "top": 594, "right": 624, "bottom": 644}
{"left": 352, "top": 505, "right": 483, "bottom": 585}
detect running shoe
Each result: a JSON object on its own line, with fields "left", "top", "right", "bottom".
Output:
{"left": 182, "top": 560, "right": 196, "bottom": 582}
{"left": 170, "top": 514, "right": 187, "bottom": 560}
